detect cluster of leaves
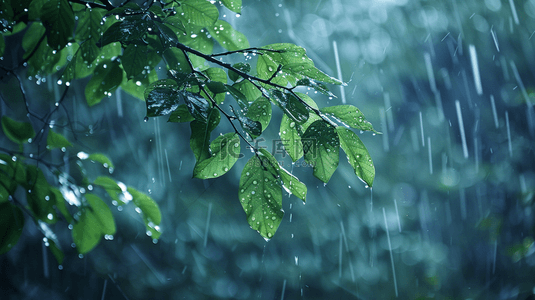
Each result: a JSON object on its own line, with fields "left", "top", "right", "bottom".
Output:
{"left": 0, "top": 0, "right": 376, "bottom": 256}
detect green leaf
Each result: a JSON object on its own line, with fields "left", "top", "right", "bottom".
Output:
{"left": 202, "top": 67, "right": 227, "bottom": 104}
{"left": 193, "top": 133, "right": 240, "bottom": 179}
{"left": 207, "top": 20, "right": 249, "bottom": 51}
{"left": 336, "top": 127, "right": 375, "bottom": 187}
{"left": 245, "top": 97, "right": 272, "bottom": 132}
{"left": 75, "top": 8, "right": 104, "bottom": 42}
{"left": 87, "top": 153, "right": 114, "bottom": 169}
{"left": 48, "top": 239, "right": 64, "bottom": 265}
{"left": 181, "top": 30, "right": 213, "bottom": 70}
{"left": 257, "top": 43, "right": 342, "bottom": 85}
{"left": 46, "top": 130, "right": 72, "bottom": 149}
{"left": 121, "top": 70, "right": 158, "bottom": 100}
{"left": 127, "top": 187, "right": 162, "bottom": 239}
{"left": 168, "top": 104, "right": 194, "bottom": 123}
{"left": 236, "top": 113, "right": 262, "bottom": 138}
{"left": 163, "top": 48, "right": 192, "bottom": 73}
{"left": 0, "top": 154, "right": 26, "bottom": 198}
{"left": 99, "top": 16, "right": 150, "bottom": 46}
{"left": 239, "top": 154, "right": 283, "bottom": 240}
{"left": 220, "top": 0, "right": 242, "bottom": 13}
{"left": 122, "top": 43, "right": 149, "bottom": 79}
{"left": 25, "top": 166, "right": 56, "bottom": 223}
{"left": 50, "top": 188, "right": 73, "bottom": 223}
{"left": 105, "top": 2, "right": 141, "bottom": 17}
{"left": 144, "top": 79, "right": 182, "bottom": 117}
{"left": 72, "top": 194, "right": 116, "bottom": 254}
{"left": 93, "top": 176, "right": 126, "bottom": 204}
{"left": 302, "top": 120, "right": 340, "bottom": 183}
{"left": 154, "top": 22, "right": 179, "bottom": 50}
{"left": 190, "top": 108, "right": 220, "bottom": 162}
{"left": 279, "top": 114, "right": 303, "bottom": 162}
{"left": 228, "top": 62, "right": 250, "bottom": 82}
{"left": 1, "top": 116, "right": 35, "bottom": 144}
{"left": 269, "top": 90, "right": 309, "bottom": 124}
{"left": 84, "top": 59, "right": 123, "bottom": 106}
{"left": 22, "top": 22, "right": 46, "bottom": 57}
{"left": 0, "top": 202, "right": 24, "bottom": 254}
{"left": 296, "top": 78, "right": 335, "bottom": 97}
{"left": 184, "top": 92, "right": 211, "bottom": 122}
{"left": 232, "top": 79, "right": 260, "bottom": 101}
{"left": 40, "top": 0, "right": 75, "bottom": 50}
{"left": 321, "top": 105, "right": 378, "bottom": 133}
{"left": 176, "top": 0, "right": 218, "bottom": 28}
{"left": 258, "top": 149, "right": 307, "bottom": 202}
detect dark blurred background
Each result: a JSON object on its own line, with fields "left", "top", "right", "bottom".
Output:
{"left": 2, "top": 0, "right": 535, "bottom": 299}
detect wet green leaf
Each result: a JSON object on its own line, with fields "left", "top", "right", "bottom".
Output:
{"left": 84, "top": 59, "right": 123, "bottom": 106}
{"left": 99, "top": 16, "right": 150, "bottom": 46}
{"left": 41, "top": 0, "right": 74, "bottom": 50}
{"left": 279, "top": 114, "right": 303, "bottom": 162}
{"left": 176, "top": 0, "right": 218, "bottom": 28}
{"left": 220, "top": 0, "right": 242, "bottom": 13}
{"left": 184, "top": 92, "right": 211, "bottom": 122}
{"left": 0, "top": 154, "right": 26, "bottom": 197}
{"left": 46, "top": 130, "right": 72, "bottom": 149}
{"left": 239, "top": 153, "right": 283, "bottom": 240}
{"left": 1, "top": 116, "right": 35, "bottom": 144}
{"left": 269, "top": 90, "right": 309, "bottom": 124}
{"left": 82, "top": 153, "right": 114, "bottom": 169}
{"left": 245, "top": 97, "right": 272, "bottom": 132}
{"left": 190, "top": 108, "right": 220, "bottom": 162}
{"left": 50, "top": 187, "right": 73, "bottom": 223}
{"left": 296, "top": 78, "right": 335, "bottom": 97}
{"left": 336, "top": 127, "right": 375, "bottom": 187}
{"left": 0, "top": 202, "right": 24, "bottom": 254}
{"left": 93, "top": 176, "right": 125, "bottom": 204}
{"left": 207, "top": 20, "right": 249, "bottom": 51}
{"left": 193, "top": 133, "right": 240, "bottom": 179}
{"left": 122, "top": 43, "right": 149, "bottom": 79}
{"left": 75, "top": 8, "right": 104, "bottom": 42}
{"left": 72, "top": 193, "right": 116, "bottom": 254}
{"left": 258, "top": 149, "right": 307, "bottom": 202}
{"left": 228, "top": 62, "right": 250, "bottom": 82}
{"left": 302, "top": 120, "right": 339, "bottom": 183}
{"left": 25, "top": 165, "right": 56, "bottom": 223}
{"left": 321, "top": 105, "right": 378, "bottom": 133}
{"left": 127, "top": 187, "right": 162, "bottom": 239}
{"left": 168, "top": 104, "right": 194, "bottom": 123}
{"left": 121, "top": 71, "right": 158, "bottom": 100}
{"left": 257, "top": 43, "right": 342, "bottom": 85}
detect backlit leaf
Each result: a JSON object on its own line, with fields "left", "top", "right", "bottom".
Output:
{"left": 127, "top": 187, "right": 162, "bottom": 239}
{"left": 239, "top": 154, "right": 283, "bottom": 240}
{"left": 302, "top": 120, "right": 340, "bottom": 183}
{"left": 193, "top": 133, "right": 240, "bottom": 179}
{"left": 1, "top": 116, "right": 35, "bottom": 144}
{"left": 321, "top": 105, "right": 378, "bottom": 133}
{"left": 207, "top": 20, "right": 249, "bottom": 51}
{"left": 84, "top": 59, "right": 123, "bottom": 106}
{"left": 46, "top": 130, "right": 72, "bottom": 149}
{"left": 176, "top": 0, "right": 218, "bottom": 28}
{"left": 220, "top": 0, "right": 242, "bottom": 13}
{"left": 336, "top": 127, "right": 375, "bottom": 187}
{"left": 279, "top": 114, "right": 303, "bottom": 162}
{"left": 190, "top": 108, "right": 220, "bottom": 162}
{"left": 168, "top": 104, "right": 194, "bottom": 123}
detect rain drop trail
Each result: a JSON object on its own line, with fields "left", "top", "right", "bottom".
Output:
{"left": 509, "top": 61, "right": 534, "bottom": 135}
{"left": 434, "top": 91, "right": 445, "bottom": 122}
{"left": 440, "top": 68, "right": 452, "bottom": 90}
{"left": 380, "top": 108, "right": 389, "bottom": 152}
{"left": 131, "top": 245, "right": 165, "bottom": 284}
{"left": 460, "top": 188, "right": 467, "bottom": 220}
{"left": 493, "top": 239, "right": 498, "bottom": 274}
{"left": 42, "top": 242, "right": 49, "bottom": 279}
{"left": 427, "top": 136, "right": 433, "bottom": 174}
{"left": 101, "top": 279, "right": 108, "bottom": 300}
{"left": 424, "top": 53, "right": 437, "bottom": 93}
{"left": 490, "top": 27, "right": 500, "bottom": 52}
{"left": 474, "top": 137, "right": 479, "bottom": 173}
{"left": 332, "top": 41, "right": 346, "bottom": 104}
{"left": 508, "top": 0, "right": 520, "bottom": 25}
{"left": 164, "top": 149, "right": 172, "bottom": 182}
{"left": 490, "top": 95, "right": 499, "bottom": 129}
{"left": 339, "top": 232, "right": 343, "bottom": 278}
{"left": 280, "top": 279, "right": 287, "bottom": 300}
{"left": 116, "top": 88, "right": 123, "bottom": 117}
{"left": 384, "top": 92, "right": 394, "bottom": 132}
{"left": 455, "top": 100, "right": 469, "bottom": 158}
{"left": 179, "top": 160, "right": 183, "bottom": 171}
{"left": 469, "top": 45, "right": 483, "bottom": 96}
{"left": 154, "top": 119, "right": 165, "bottom": 187}
{"left": 461, "top": 70, "right": 474, "bottom": 108}
{"left": 340, "top": 221, "right": 349, "bottom": 251}
{"left": 394, "top": 199, "right": 402, "bottom": 232}
{"left": 203, "top": 202, "right": 212, "bottom": 248}
{"left": 383, "top": 207, "right": 398, "bottom": 298}
{"left": 505, "top": 111, "right": 513, "bottom": 157}
{"left": 419, "top": 111, "right": 425, "bottom": 147}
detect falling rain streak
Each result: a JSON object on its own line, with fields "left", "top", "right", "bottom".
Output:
{"left": 469, "top": 45, "right": 483, "bottom": 96}
{"left": 383, "top": 208, "right": 398, "bottom": 298}
{"left": 455, "top": 100, "right": 469, "bottom": 158}
{"left": 506, "top": 111, "right": 513, "bottom": 157}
